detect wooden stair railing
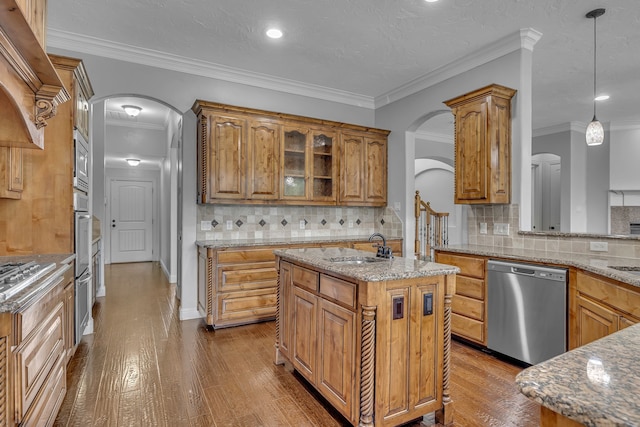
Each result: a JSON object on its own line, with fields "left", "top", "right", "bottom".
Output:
{"left": 415, "top": 190, "right": 449, "bottom": 261}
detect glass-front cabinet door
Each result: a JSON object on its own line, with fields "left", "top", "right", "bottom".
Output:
{"left": 282, "top": 126, "right": 309, "bottom": 200}
{"left": 310, "top": 130, "right": 336, "bottom": 201}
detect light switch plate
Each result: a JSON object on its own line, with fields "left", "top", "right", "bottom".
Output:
{"left": 479, "top": 222, "right": 488, "bottom": 234}
{"left": 201, "top": 220, "right": 212, "bottom": 231}
{"left": 494, "top": 223, "right": 510, "bottom": 236}
{"left": 590, "top": 241, "right": 608, "bottom": 252}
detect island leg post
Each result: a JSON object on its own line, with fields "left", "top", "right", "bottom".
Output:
{"left": 359, "top": 305, "right": 376, "bottom": 427}
{"left": 436, "top": 275, "right": 455, "bottom": 425}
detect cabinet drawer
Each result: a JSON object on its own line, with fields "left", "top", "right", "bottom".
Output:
{"left": 218, "top": 288, "right": 277, "bottom": 321}
{"left": 455, "top": 276, "right": 485, "bottom": 300}
{"left": 452, "top": 294, "right": 484, "bottom": 321}
{"left": 452, "top": 313, "right": 484, "bottom": 344}
{"left": 577, "top": 272, "right": 640, "bottom": 318}
{"left": 14, "top": 276, "right": 64, "bottom": 343}
{"left": 293, "top": 266, "right": 319, "bottom": 292}
{"left": 436, "top": 253, "right": 485, "bottom": 279}
{"left": 16, "top": 303, "right": 64, "bottom": 417}
{"left": 217, "top": 248, "right": 277, "bottom": 264}
{"left": 319, "top": 275, "right": 356, "bottom": 309}
{"left": 217, "top": 262, "right": 277, "bottom": 292}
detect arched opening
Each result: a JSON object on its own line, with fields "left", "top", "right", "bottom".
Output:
{"left": 91, "top": 94, "right": 181, "bottom": 285}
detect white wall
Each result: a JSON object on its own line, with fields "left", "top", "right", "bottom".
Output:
{"left": 376, "top": 49, "right": 531, "bottom": 256}
{"left": 585, "top": 124, "right": 610, "bottom": 234}
{"left": 47, "top": 47, "right": 376, "bottom": 320}
{"left": 610, "top": 124, "right": 640, "bottom": 190}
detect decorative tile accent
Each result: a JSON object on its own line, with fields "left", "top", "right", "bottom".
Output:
{"left": 321, "top": 219, "right": 327, "bottom": 226}
{"left": 356, "top": 219, "right": 361, "bottom": 225}
{"left": 380, "top": 218, "right": 385, "bottom": 226}
{"left": 303, "top": 218, "right": 308, "bottom": 225}
{"left": 211, "top": 219, "right": 219, "bottom": 228}
{"left": 281, "top": 219, "right": 288, "bottom": 227}
{"left": 339, "top": 219, "right": 345, "bottom": 226}
{"left": 259, "top": 219, "right": 266, "bottom": 227}
{"left": 235, "top": 220, "right": 243, "bottom": 228}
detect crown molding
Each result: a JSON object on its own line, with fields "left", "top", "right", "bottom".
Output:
{"left": 610, "top": 120, "right": 640, "bottom": 131}
{"left": 374, "top": 28, "right": 542, "bottom": 109}
{"left": 533, "top": 121, "right": 588, "bottom": 137}
{"left": 47, "top": 28, "right": 375, "bottom": 109}
{"left": 414, "top": 130, "right": 453, "bottom": 144}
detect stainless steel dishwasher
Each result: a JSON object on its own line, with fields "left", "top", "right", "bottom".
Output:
{"left": 487, "top": 260, "right": 567, "bottom": 365}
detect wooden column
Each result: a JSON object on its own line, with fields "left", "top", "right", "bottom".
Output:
{"left": 436, "top": 274, "right": 455, "bottom": 425}
{"left": 358, "top": 305, "right": 376, "bottom": 427}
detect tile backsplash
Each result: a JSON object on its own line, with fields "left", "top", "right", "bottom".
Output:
{"left": 196, "top": 205, "right": 403, "bottom": 241}
{"left": 466, "top": 204, "right": 640, "bottom": 259}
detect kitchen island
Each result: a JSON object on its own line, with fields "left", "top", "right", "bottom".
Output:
{"left": 516, "top": 323, "right": 640, "bottom": 426}
{"left": 273, "top": 247, "right": 458, "bottom": 427}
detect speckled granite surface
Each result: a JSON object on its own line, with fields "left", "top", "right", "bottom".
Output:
{"left": 519, "top": 230, "right": 640, "bottom": 241}
{"left": 275, "top": 247, "right": 459, "bottom": 282}
{"left": 436, "top": 244, "right": 640, "bottom": 288}
{"left": 196, "top": 235, "right": 399, "bottom": 249}
{"left": 517, "top": 323, "right": 640, "bottom": 426}
{"left": 0, "top": 253, "right": 74, "bottom": 313}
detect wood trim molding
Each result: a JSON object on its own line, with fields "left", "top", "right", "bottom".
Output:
{"left": 437, "top": 274, "right": 456, "bottom": 426}
{"left": 358, "top": 305, "right": 376, "bottom": 427}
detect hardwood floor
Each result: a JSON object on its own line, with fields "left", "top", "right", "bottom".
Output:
{"left": 55, "top": 262, "right": 539, "bottom": 427}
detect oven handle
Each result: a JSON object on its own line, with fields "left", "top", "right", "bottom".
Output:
{"left": 77, "top": 214, "right": 91, "bottom": 220}
{"left": 77, "top": 271, "right": 92, "bottom": 284}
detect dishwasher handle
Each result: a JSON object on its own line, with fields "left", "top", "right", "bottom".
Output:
{"left": 511, "top": 266, "right": 535, "bottom": 275}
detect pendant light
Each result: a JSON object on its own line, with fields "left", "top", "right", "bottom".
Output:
{"left": 585, "top": 8, "right": 605, "bottom": 146}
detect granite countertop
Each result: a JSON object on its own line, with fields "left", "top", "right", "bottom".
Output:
{"left": 436, "top": 244, "right": 640, "bottom": 288}
{"left": 275, "top": 247, "right": 459, "bottom": 282}
{"left": 196, "top": 235, "right": 402, "bottom": 249}
{"left": 0, "top": 253, "right": 75, "bottom": 313}
{"left": 516, "top": 323, "right": 640, "bottom": 426}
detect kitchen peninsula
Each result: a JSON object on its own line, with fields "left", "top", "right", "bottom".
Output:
{"left": 273, "top": 247, "right": 458, "bottom": 427}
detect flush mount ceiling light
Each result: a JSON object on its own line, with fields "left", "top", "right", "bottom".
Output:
{"left": 424, "top": 0, "right": 439, "bottom": 2}
{"left": 585, "top": 8, "right": 606, "bottom": 146}
{"left": 122, "top": 105, "right": 142, "bottom": 117}
{"left": 595, "top": 94, "right": 610, "bottom": 101}
{"left": 266, "top": 28, "right": 283, "bottom": 39}
{"left": 126, "top": 158, "right": 140, "bottom": 166}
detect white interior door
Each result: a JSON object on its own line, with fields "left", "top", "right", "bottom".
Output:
{"left": 110, "top": 180, "right": 153, "bottom": 263}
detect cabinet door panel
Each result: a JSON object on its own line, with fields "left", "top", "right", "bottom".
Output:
{"left": 281, "top": 126, "right": 309, "bottom": 200}
{"left": 455, "top": 103, "right": 487, "bottom": 201}
{"left": 576, "top": 295, "right": 618, "bottom": 347}
{"left": 317, "top": 299, "right": 355, "bottom": 422}
{"left": 210, "top": 115, "right": 246, "bottom": 199}
{"left": 292, "top": 286, "right": 317, "bottom": 383}
{"left": 279, "top": 262, "right": 293, "bottom": 357}
{"left": 310, "top": 130, "right": 337, "bottom": 201}
{"left": 365, "top": 137, "right": 387, "bottom": 204}
{"left": 247, "top": 119, "right": 279, "bottom": 199}
{"left": 339, "top": 133, "right": 365, "bottom": 202}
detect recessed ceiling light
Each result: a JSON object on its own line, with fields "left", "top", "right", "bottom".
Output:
{"left": 266, "top": 28, "right": 283, "bottom": 39}
{"left": 595, "top": 95, "right": 610, "bottom": 101}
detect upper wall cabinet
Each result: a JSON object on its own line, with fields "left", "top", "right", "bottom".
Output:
{"left": 339, "top": 132, "right": 387, "bottom": 206}
{"left": 193, "top": 101, "right": 389, "bottom": 206}
{"left": 444, "top": 84, "right": 516, "bottom": 205}
{"left": 0, "top": 0, "right": 70, "bottom": 150}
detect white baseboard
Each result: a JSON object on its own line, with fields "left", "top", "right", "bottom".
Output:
{"left": 96, "top": 285, "right": 106, "bottom": 297}
{"left": 160, "top": 259, "right": 177, "bottom": 283}
{"left": 84, "top": 317, "right": 94, "bottom": 335}
{"left": 179, "top": 306, "right": 203, "bottom": 321}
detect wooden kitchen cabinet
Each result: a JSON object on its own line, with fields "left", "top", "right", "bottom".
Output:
{"left": 444, "top": 84, "right": 516, "bottom": 205}
{"left": 193, "top": 100, "right": 388, "bottom": 206}
{"left": 571, "top": 270, "right": 640, "bottom": 349}
{"left": 435, "top": 251, "right": 487, "bottom": 345}
{"left": 275, "top": 252, "right": 451, "bottom": 426}
{"left": 198, "top": 238, "right": 402, "bottom": 329}
{"left": 0, "top": 147, "right": 24, "bottom": 199}
{"left": 339, "top": 132, "right": 387, "bottom": 206}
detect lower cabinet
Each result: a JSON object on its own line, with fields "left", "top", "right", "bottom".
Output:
{"left": 197, "top": 238, "right": 402, "bottom": 329}
{"left": 434, "top": 252, "right": 487, "bottom": 345}
{"left": 571, "top": 270, "right": 640, "bottom": 349}
{"left": 276, "top": 259, "right": 451, "bottom": 427}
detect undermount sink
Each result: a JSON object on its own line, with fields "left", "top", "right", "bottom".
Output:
{"left": 328, "top": 256, "right": 389, "bottom": 265}
{"left": 609, "top": 266, "right": 640, "bottom": 276}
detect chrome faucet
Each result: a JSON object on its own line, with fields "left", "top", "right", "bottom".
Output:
{"left": 369, "top": 232, "right": 393, "bottom": 258}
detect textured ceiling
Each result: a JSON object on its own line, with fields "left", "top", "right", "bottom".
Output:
{"left": 48, "top": 0, "right": 640, "bottom": 131}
